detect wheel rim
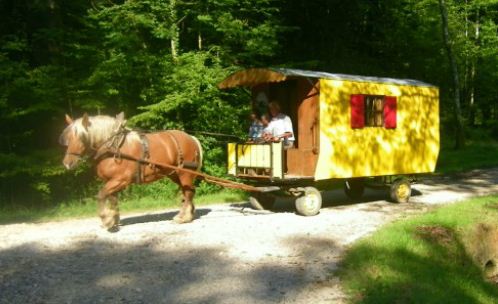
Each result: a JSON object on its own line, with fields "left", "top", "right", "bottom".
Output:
{"left": 397, "top": 183, "right": 410, "bottom": 199}
{"left": 303, "top": 192, "right": 319, "bottom": 212}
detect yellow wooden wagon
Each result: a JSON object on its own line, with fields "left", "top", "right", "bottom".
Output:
{"left": 218, "top": 68, "right": 439, "bottom": 215}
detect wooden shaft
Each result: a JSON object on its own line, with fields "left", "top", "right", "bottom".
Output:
{"left": 115, "top": 151, "right": 259, "bottom": 192}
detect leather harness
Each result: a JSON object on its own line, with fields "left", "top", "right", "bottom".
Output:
{"left": 135, "top": 133, "right": 150, "bottom": 183}
{"left": 93, "top": 129, "right": 200, "bottom": 183}
{"left": 164, "top": 131, "right": 184, "bottom": 169}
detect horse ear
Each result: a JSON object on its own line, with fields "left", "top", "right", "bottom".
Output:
{"left": 65, "top": 114, "right": 73, "bottom": 125}
{"left": 116, "top": 112, "right": 127, "bottom": 127}
{"left": 116, "top": 112, "right": 125, "bottom": 122}
{"left": 82, "top": 113, "right": 91, "bottom": 130}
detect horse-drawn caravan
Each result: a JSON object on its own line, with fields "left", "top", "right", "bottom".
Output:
{"left": 59, "top": 67, "right": 439, "bottom": 231}
{"left": 218, "top": 68, "right": 440, "bottom": 215}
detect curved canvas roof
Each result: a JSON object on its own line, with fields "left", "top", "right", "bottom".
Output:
{"left": 218, "top": 68, "right": 436, "bottom": 89}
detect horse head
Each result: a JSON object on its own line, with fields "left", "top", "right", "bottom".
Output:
{"left": 59, "top": 112, "right": 127, "bottom": 170}
{"left": 60, "top": 113, "right": 91, "bottom": 169}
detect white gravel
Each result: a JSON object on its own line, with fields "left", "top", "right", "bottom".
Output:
{"left": 1, "top": 168, "right": 497, "bottom": 304}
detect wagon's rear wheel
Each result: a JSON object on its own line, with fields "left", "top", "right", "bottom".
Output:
{"left": 344, "top": 178, "right": 365, "bottom": 200}
{"left": 390, "top": 178, "right": 411, "bottom": 203}
{"left": 249, "top": 192, "right": 275, "bottom": 210}
{"left": 295, "top": 186, "right": 322, "bottom": 216}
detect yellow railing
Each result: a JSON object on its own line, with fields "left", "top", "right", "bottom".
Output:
{"left": 227, "top": 142, "right": 283, "bottom": 179}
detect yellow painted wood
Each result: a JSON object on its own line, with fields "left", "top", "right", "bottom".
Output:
{"left": 226, "top": 142, "right": 283, "bottom": 178}
{"left": 227, "top": 143, "right": 236, "bottom": 175}
{"left": 314, "top": 79, "right": 440, "bottom": 180}
{"left": 235, "top": 143, "right": 272, "bottom": 168}
{"left": 271, "top": 142, "right": 283, "bottom": 179}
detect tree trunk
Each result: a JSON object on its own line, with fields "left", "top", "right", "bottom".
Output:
{"left": 469, "top": 9, "right": 480, "bottom": 126}
{"left": 170, "top": 0, "right": 179, "bottom": 61}
{"left": 438, "top": 0, "right": 466, "bottom": 148}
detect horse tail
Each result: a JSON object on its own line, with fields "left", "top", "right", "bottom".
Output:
{"left": 191, "top": 135, "right": 203, "bottom": 171}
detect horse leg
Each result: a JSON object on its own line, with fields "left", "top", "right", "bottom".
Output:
{"left": 97, "top": 179, "right": 127, "bottom": 231}
{"left": 172, "top": 174, "right": 196, "bottom": 224}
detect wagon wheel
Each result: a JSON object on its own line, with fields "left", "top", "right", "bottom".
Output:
{"left": 295, "top": 186, "right": 322, "bottom": 216}
{"left": 344, "top": 178, "right": 365, "bottom": 200}
{"left": 390, "top": 178, "right": 411, "bottom": 203}
{"left": 249, "top": 192, "right": 275, "bottom": 211}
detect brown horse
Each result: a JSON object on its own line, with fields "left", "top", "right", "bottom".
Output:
{"left": 59, "top": 113, "right": 203, "bottom": 231}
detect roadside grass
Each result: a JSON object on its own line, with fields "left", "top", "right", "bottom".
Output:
{"left": 0, "top": 189, "right": 247, "bottom": 224}
{"left": 436, "top": 133, "right": 498, "bottom": 174}
{"left": 339, "top": 195, "right": 498, "bottom": 304}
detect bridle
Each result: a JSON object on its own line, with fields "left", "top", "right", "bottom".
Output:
{"left": 64, "top": 151, "right": 86, "bottom": 159}
{"left": 63, "top": 127, "right": 129, "bottom": 161}
{"left": 63, "top": 136, "right": 96, "bottom": 161}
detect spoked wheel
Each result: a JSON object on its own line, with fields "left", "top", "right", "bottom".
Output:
{"left": 249, "top": 192, "right": 275, "bottom": 210}
{"left": 390, "top": 178, "right": 411, "bottom": 203}
{"left": 295, "top": 186, "right": 322, "bottom": 216}
{"left": 344, "top": 178, "right": 365, "bottom": 200}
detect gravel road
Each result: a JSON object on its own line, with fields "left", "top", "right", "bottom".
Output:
{"left": 1, "top": 168, "right": 498, "bottom": 304}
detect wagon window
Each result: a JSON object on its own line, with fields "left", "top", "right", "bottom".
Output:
{"left": 350, "top": 94, "right": 397, "bottom": 129}
{"left": 365, "top": 95, "right": 384, "bottom": 127}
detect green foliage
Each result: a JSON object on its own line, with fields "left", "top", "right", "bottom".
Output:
{"left": 0, "top": 150, "right": 99, "bottom": 207}
{"left": 1, "top": 0, "right": 498, "bottom": 211}
{"left": 437, "top": 128, "right": 498, "bottom": 173}
{"left": 339, "top": 195, "right": 498, "bottom": 303}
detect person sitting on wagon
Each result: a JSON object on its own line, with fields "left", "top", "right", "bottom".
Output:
{"left": 248, "top": 112, "right": 264, "bottom": 142}
{"left": 263, "top": 101, "right": 295, "bottom": 149}
{"left": 260, "top": 114, "right": 271, "bottom": 134}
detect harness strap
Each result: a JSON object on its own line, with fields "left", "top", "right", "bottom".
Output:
{"left": 65, "top": 152, "right": 84, "bottom": 158}
{"left": 165, "top": 131, "right": 184, "bottom": 168}
{"left": 136, "top": 134, "right": 150, "bottom": 183}
{"left": 93, "top": 128, "right": 129, "bottom": 161}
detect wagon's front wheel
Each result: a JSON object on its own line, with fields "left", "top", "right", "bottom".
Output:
{"left": 249, "top": 193, "right": 275, "bottom": 211}
{"left": 390, "top": 178, "right": 411, "bottom": 203}
{"left": 295, "top": 187, "right": 322, "bottom": 216}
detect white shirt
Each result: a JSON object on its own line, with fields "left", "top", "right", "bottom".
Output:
{"left": 268, "top": 113, "right": 295, "bottom": 142}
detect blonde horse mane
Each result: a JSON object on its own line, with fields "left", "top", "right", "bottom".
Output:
{"left": 71, "top": 115, "right": 136, "bottom": 148}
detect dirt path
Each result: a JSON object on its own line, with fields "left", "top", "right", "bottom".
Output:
{"left": 1, "top": 168, "right": 498, "bottom": 304}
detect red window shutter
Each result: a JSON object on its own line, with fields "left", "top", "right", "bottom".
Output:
{"left": 384, "top": 96, "right": 397, "bottom": 129}
{"left": 350, "top": 94, "right": 365, "bottom": 128}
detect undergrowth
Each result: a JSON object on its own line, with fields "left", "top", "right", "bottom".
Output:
{"left": 339, "top": 195, "right": 498, "bottom": 304}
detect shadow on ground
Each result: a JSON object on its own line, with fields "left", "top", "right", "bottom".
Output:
{"left": 120, "top": 208, "right": 212, "bottom": 226}
{"left": 231, "top": 187, "right": 423, "bottom": 214}
{"left": 0, "top": 235, "right": 341, "bottom": 304}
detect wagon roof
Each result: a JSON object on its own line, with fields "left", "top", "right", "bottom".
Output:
{"left": 218, "top": 68, "right": 436, "bottom": 89}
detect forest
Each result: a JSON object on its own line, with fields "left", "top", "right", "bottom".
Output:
{"left": 1, "top": 0, "right": 497, "bottom": 208}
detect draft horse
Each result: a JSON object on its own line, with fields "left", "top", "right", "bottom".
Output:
{"left": 59, "top": 113, "right": 203, "bottom": 231}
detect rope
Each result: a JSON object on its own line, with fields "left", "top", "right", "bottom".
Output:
{"left": 125, "top": 126, "right": 244, "bottom": 140}
{"left": 183, "top": 130, "right": 242, "bottom": 140}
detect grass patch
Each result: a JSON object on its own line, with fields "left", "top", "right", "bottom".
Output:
{"left": 0, "top": 189, "right": 247, "bottom": 224}
{"left": 436, "top": 136, "right": 498, "bottom": 174}
{"left": 339, "top": 195, "right": 498, "bottom": 304}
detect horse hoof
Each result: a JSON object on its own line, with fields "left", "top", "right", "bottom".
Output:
{"left": 107, "top": 225, "right": 120, "bottom": 233}
{"left": 101, "top": 217, "right": 120, "bottom": 230}
{"left": 173, "top": 214, "right": 194, "bottom": 224}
